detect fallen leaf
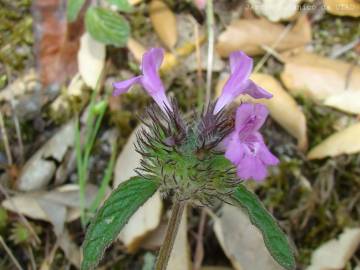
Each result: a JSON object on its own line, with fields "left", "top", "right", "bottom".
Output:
{"left": 78, "top": 32, "right": 105, "bottom": 89}
{"left": 323, "top": 91, "right": 360, "bottom": 114}
{"left": 216, "top": 73, "right": 308, "bottom": 150}
{"left": 1, "top": 184, "right": 98, "bottom": 229}
{"left": 323, "top": 0, "right": 360, "bottom": 17}
{"left": 213, "top": 204, "right": 284, "bottom": 270}
{"left": 216, "top": 15, "right": 311, "bottom": 57}
{"left": 126, "top": 36, "right": 205, "bottom": 73}
{"left": 306, "top": 228, "right": 360, "bottom": 270}
{"left": 201, "top": 267, "right": 233, "bottom": 270}
{"left": 58, "top": 229, "right": 81, "bottom": 268}
{"left": 248, "top": 0, "right": 302, "bottom": 22}
{"left": 114, "top": 125, "right": 163, "bottom": 252}
{"left": 167, "top": 207, "right": 191, "bottom": 270}
{"left": 149, "top": 0, "right": 177, "bottom": 49}
{"left": 307, "top": 122, "right": 360, "bottom": 159}
{"left": 250, "top": 73, "right": 308, "bottom": 150}
{"left": 33, "top": 0, "right": 85, "bottom": 85}
{"left": 17, "top": 119, "right": 76, "bottom": 191}
{"left": 127, "top": 37, "right": 147, "bottom": 62}
{"left": 280, "top": 51, "right": 360, "bottom": 102}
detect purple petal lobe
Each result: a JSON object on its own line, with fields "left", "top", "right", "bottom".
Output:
{"left": 245, "top": 80, "right": 272, "bottom": 99}
{"left": 140, "top": 48, "right": 172, "bottom": 112}
{"left": 235, "top": 103, "right": 269, "bottom": 135}
{"left": 112, "top": 76, "right": 142, "bottom": 96}
{"left": 236, "top": 155, "right": 267, "bottom": 181}
{"left": 229, "top": 51, "right": 253, "bottom": 75}
{"left": 224, "top": 132, "right": 244, "bottom": 165}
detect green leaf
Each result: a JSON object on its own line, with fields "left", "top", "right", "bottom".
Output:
{"left": 67, "top": 0, "right": 85, "bottom": 22}
{"left": 85, "top": 7, "right": 130, "bottom": 46}
{"left": 82, "top": 177, "right": 158, "bottom": 270}
{"left": 231, "top": 185, "right": 296, "bottom": 270}
{"left": 106, "top": 0, "right": 133, "bottom": 12}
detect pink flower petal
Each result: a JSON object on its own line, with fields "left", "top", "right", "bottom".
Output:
{"left": 235, "top": 103, "right": 269, "bottom": 135}
{"left": 112, "top": 76, "right": 142, "bottom": 96}
{"left": 224, "top": 132, "right": 245, "bottom": 166}
{"left": 245, "top": 80, "right": 272, "bottom": 99}
{"left": 236, "top": 155, "right": 268, "bottom": 181}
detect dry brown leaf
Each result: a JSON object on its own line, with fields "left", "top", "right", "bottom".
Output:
{"left": 149, "top": 0, "right": 177, "bottom": 49}
{"left": 114, "top": 125, "right": 162, "bottom": 252}
{"left": 323, "top": 91, "right": 360, "bottom": 114}
{"left": 17, "top": 119, "right": 76, "bottom": 191}
{"left": 126, "top": 36, "right": 205, "bottom": 73}
{"left": 307, "top": 122, "right": 360, "bottom": 159}
{"left": 323, "top": 0, "right": 360, "bottom": 17}
{"left": 216, "top": 73, "right": 308, "bottom": 150}
{"left": 248, "top": 0, "right": 303, "bottom": 22}
{"left": 280, "top": 51, "right": 360, "bottom": 102}
{"left": 213, "top": 204, "right": 283, "bottom": 270}
{"left": 127, "top": 37, "right": 147, "bottom": 62}
{"left": 216, "top": 15, "right": 311, "bottom": 57}
{"left": 78, "top": 32, "right": 105, "bottom": 89}
{"left": 58, "top": 229, "right": 81, "bottom": 268}
{"left": 1, "top": 184, "right": 98, "bottom": 232}
{"left": 167, "top": 207, "right": 191, "bottom": 270}
{"left": 201, "top": 267, "right": 233, "bottom": 270}
{"left": 129, "top": 0, "right": 142, "bottom": 5}
{"left": 306, "top": 228, "right": 360, "bottom": 270}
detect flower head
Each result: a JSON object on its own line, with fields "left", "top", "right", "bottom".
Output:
{"left": 113, "top": 48, "right": 172, "bottom": 112}
{"left": 224, "top": 103, "right": 279, "bottom": 181}
{"left": 214, "top": 51, "right": 272, "bottom": 114}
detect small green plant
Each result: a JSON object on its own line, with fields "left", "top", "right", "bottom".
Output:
{"left": 67, "top": 0, "right": 131, "bottom": 46}
{"left": 81, "top": 49, "right": 296, "bottom": 270}
{"left": 75, "top": 88, "right": 117, "bottom": 226}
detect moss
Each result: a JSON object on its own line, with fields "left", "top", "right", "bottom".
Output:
{"left": 0, "top": 0, "right": 33, "bottom": 83}
{"left": 312, "top": 13, "right": 360, "bottom": 61}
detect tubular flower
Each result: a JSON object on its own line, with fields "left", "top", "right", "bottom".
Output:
{"left": 113, "top": 47, "right": 172, "bottom": 112}
{"left": 224, "top": 103, "right": 279, "bottom": 181}
{"left": 214, "top": 51, "right": 272, "bottom": 114}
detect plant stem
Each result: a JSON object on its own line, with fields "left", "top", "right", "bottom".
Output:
{"left": 205, "top": 0, "right": 214, "bottom": 109}
{"left": 155, "top": 200, "right": 186, "bottom": 270}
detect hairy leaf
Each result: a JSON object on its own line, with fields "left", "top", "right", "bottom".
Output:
{"left": 67, "top": 0, "right": 85, "bottom": 22}
{"left": 106, "top": 0, "right": 133, "bottom": 12}
{"left": 82, "top": 177, "right": 158, "bottom": 270}
{"left": 85, "top": 7, "right": 130, "bottom": 46}
{"left": 231, "top": 185, "right": 296, "bottom": 270}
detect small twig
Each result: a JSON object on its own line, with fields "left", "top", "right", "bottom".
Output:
{"left": 11, "top": 105, "right": 24, "bottom": 164}
{"left": 205, "top": 0, "right": 214, "bottom": 109}
{"left": 0, "top": 184, "right": 41, "bottom": 245}
{"left": 155, "top": 200, "right": 186, "bottom": 270}
{"left": 330, "top": 38, "right": 360, "bottom": 59}
{"left": 0, "top": 235, "right": 24, "bottom": 270}
{"left": 0, "top": 111, "right": 13, "bottom": 165}
{"left": 27, "top": 245, "right": 37, "bottom": 270}
{"left": 254, "top": 23, "right": 293, "bottom": 73}
{"left": 260, "top": 45, "right": 286, "bottom": 64}
{"left": 193, "top": 209, "right": 207, "bottom": 270}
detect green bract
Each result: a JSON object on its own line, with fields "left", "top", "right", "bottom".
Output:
{"left": 135, "top": 103, "right": 237, "bottom": 204}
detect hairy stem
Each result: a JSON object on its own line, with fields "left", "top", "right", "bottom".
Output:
{"left": 155, "top": 200, "right": 186, "bottom": 270}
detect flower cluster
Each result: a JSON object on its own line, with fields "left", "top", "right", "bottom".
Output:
{"left": 113, "top": 48, "right": 278, "bottom": 201}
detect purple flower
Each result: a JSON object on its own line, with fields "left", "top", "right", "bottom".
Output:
{"left": 113, "top": 48, "right": 172, "bottom": 112}
{"left": 214, "top": 51, "right": 272, "bottom": 114}
{"left": 224, "top": 103, "right": 279, "bottom": 181}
